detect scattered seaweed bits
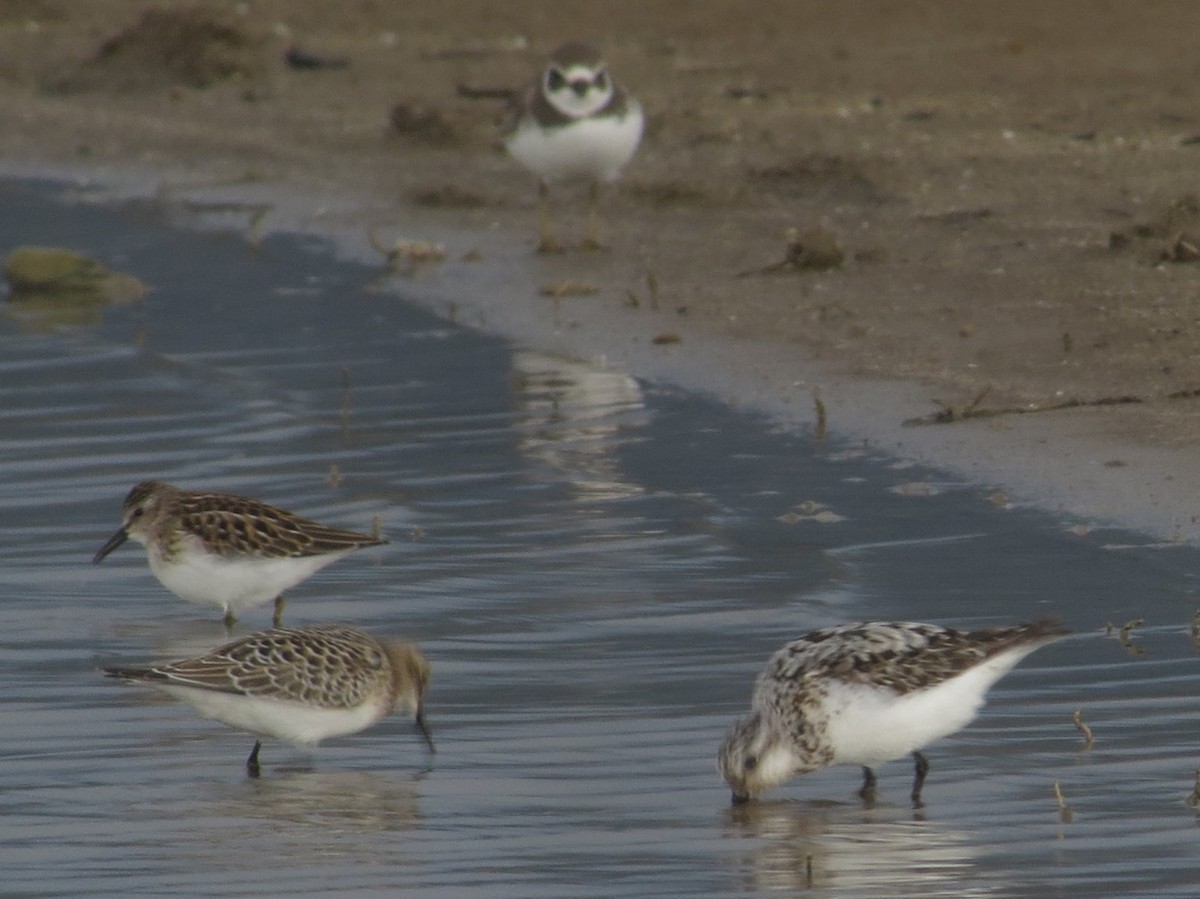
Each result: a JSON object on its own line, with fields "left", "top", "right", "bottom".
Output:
{"left": 651, "top": 332, "right": 682, "bottom": 345}
{"left": 1190, "top": 609, "right": 1200, "bottom": 651}
{"left": 1072, "top": 709, "right": 1094, "bottom": 748}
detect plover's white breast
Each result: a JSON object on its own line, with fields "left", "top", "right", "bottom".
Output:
{"left": 506, "top": 103, "right": 644, "bottom": 184}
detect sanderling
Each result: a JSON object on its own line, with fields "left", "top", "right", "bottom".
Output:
{"left": 504, "top": 41, "right": 644, "bottom": 252}
{"left": 103, "top": 623, "right": 433, "bottom": 775}
{"left": 718, "top": 618, "right": 1067, "bottom": 805}
{"left": 93, "top": 480, "right": 386, "bottom": 627}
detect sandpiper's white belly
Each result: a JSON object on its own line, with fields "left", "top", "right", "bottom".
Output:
{"left": 148, "top": 547, "right": 352, "bottom": 616}
{"left": 156, "top": 685, "right": 387, "bottom": 746}
{"left": 823, "top": 654, "right": 1026, "bottom": 767}
{"left": 506, "top": 104, "right": 644, "bottom": 184}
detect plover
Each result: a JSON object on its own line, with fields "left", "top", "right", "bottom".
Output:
{"left": 504, "top": 41, "right": 644, "bottom": 252}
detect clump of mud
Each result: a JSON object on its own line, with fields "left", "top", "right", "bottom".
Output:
{"left": 48, "top": 7, "right": 264, "bottom": 93}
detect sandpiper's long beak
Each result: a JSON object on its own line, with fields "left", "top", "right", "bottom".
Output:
{"left": 414, "top": 704, "right": 435, "bottom": 753}
{"left": 93, "top": 527, "right": 129, "bottom": 564}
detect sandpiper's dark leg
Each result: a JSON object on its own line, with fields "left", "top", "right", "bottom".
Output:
{"left": 273, "top": 595, "right": 285, "bottom": 627}
{"left": 911, "top": 751, "right": 930, "bottom": 804}
{"left": 582, "top": 182, "right": 605, "bottom": 251}
{"left": 223, "top": 608, "right": 237, "bottom": 629}
{"left": 858, "top": 766, "right": 877, "bottom": 803}
{"left": 536, "top": 181, "right": 562, "bottom": 254}
{"left": 246, "top": 740, "right": 262, "bottom": 778}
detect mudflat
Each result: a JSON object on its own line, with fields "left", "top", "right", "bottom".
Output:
{"left": 4, "top": 1, "right": 1200, "bottom": 535}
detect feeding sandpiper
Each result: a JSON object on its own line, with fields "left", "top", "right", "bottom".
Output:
{"left": 504, "top": 41, "right": 644, "bottom": 253}
{"left": 718, "top": 618, "right": 1067, "bottom": 805}
{"left": 93, "top": 481, "right": 387, "bottom": 627}
{"left": 103, "top": 623, "right": 433, "bottom": 776}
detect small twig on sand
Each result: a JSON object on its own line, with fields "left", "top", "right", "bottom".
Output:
{"left": 904, "top": 387, "right": 1150, "bottom": 426}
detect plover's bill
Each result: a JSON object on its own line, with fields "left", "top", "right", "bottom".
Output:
{"left": 103, "top": 623, "right": 433, "bottom": 775}
{"left": 718, "top": 618, "right": 1067, "bottom": 805}
{"left": 504, "top": 41, "right": 644, "bottom": 252}
{"left": 93, "top": 481, "right": 387, "bottom": 627}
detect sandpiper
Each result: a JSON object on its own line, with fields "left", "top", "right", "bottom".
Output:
{"left": 718, "top": 618, "right": 1067, "bottom": 805}
{"left": 93, "top": 481, "right": 387, "bottom": 627}
{"left": 103, "top": 623, "right": 433, "bottom": 775}
{"left": 504, "top": 41, "right": 644, "bottom": 252}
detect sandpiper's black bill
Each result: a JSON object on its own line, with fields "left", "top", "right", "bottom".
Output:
{"left": 92, "top": 528, "right": 129, "bottom": 564}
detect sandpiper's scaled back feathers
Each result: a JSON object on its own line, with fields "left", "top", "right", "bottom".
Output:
{"left": 93, "top": 481, "right": 387, "bottom": 627}
{"left": 718, "top": 618, "right": 1068, "bottom": 805}
{"left": 103, "top": 624, "right": 433, "bottom": 775}
{"left": 504, "top": 41, "right": 643, "bottom": 252}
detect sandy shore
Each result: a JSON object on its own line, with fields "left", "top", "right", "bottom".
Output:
{"left": 4, "top": 1, "right": 1200, "bottom": 541}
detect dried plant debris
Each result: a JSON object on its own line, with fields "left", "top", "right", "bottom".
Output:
{"left": 1053, "top": 780, "right": 1073, "bottom": 824}
{"left": 738, "top": 226, "right": 844, "bottom": 277}
{"left": 900, "top": 384, "right": 1200, "bottom": 426}
{"left": 1105, "top": 618, "right": 1145, "bottom": 656}
{"left": 1072, "top": 709, "right": 1094, "bottom": 748}
{"left": 1191, "top": 609, "right": 1200, "bottom": 651}
{"left": 368, "top": 232, "right": 447, "bottom": 273}
{"left": 1187, "top": 770, "right": 1200, "bottom": 809}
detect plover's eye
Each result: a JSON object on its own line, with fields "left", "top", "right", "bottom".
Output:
{"left": 744, "top": 754, "right": 758, "bottom": 772}
{"left": 547, "top": 69, "right": 565, "bottom": 92}
{"left": 593, "top": 71, "right": 608, "bottom": 90}
{"left": 131, "top": 507, "right": 145, "bottom": 519}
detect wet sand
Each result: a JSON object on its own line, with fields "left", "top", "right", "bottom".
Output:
{"left": 4, "top": 1, "right": 1200, "bottom": 539}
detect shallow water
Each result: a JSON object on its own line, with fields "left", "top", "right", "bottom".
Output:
{"left": 2, "top": 177, "right": 1199, "bottom": 897}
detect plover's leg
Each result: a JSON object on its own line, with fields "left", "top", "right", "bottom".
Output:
{"left": 911, "top": 751, "right": 930, "bottom": 804}
{"left": 536, "top": 181, "right": 562, "bottom": 254}
{"left": 858, "top": 766, "right": 878, "bottom": 803}
{"left": 223, "top": 608, "right": 237, "bottom": 630}
{"left": 246, "top": 740, "right": 262, "bottom": 778}
{"left": 273, "top": 595, "right": 286, "bottom": 627}
{"left": 581, "top": 181, "right": 606, "bottom": 251}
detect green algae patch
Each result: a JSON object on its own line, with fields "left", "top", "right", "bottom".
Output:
{"left": 4, "top": 246, "right": 147, "bottom": 327}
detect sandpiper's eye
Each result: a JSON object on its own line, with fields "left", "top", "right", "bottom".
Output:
{"left": 744, "top": 754, "right": 758, "bottom": 772}
{"left": 547, "top": 69, "right": 565, "bottom": 92}
{"left": 130, "top": 507, "right": 145, "bottom": 519}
